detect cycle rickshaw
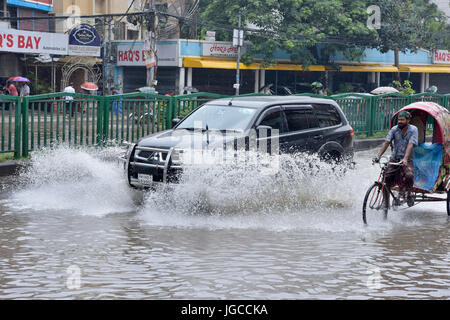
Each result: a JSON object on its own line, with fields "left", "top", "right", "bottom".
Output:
{"left": 362, "top": 101, "right": 450, "bottom": 224}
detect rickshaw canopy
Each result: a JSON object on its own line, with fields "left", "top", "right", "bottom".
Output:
{"left": 390, "top": 102, "right": 450, "bottom": 166}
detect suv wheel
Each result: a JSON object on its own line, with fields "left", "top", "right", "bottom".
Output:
{"left": 321, "top": 151, "right": 342, "bottom": 164}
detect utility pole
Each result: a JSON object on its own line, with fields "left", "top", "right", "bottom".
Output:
{"left": 146, "top": 0, "right": 157, "bottom": 88}
{"left": 3, "top": 0, "right": 7, "bottom": 18}
{"left": 234, "top": 11, "right": 243, "bottom": 95}
{"left": 102, "top": 18, "right": 106, "bottom": 95}
{"left": 107, "top": 17, "right": 112, "bottom": 94}
{"left": 50, "top": 54, "right": 54, "bottom": 93}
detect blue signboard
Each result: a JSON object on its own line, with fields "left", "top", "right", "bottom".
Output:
{"left": 68, "top": 24, "right": 101, "bottom": 57}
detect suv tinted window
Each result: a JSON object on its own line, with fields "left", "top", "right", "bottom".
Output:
{"left": 259, "top": 109, "right": 284, "bottom": 132}
{"left": 284, "top": 109, "right": 318, "bottom": 132}
{"left": 314, "top": 104, "right": 341, "bottom": 128}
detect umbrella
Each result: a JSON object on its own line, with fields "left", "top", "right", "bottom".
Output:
{"left": 80, "top": 82, "right": 98, "bottom": 91}
{"left": 311, "top": 81, "right": 323, "bottom": 88}
{"left": 138, "top": 86, "right": 156, "bottom": 94}
{"left": 183, "top": 86, "right": 199, "bottom": 93}
{"left": 370, "top": 86, "right": 399, "bottom": 94}
{"left": 8, "top": 76, "right": 30, "bottom": 82}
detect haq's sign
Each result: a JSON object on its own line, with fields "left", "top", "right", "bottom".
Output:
{"left": 433, "top": 50, "right": 450, "bottom": 64}
{"left": 68, "top": 24, "right": 101, "bottom": 57}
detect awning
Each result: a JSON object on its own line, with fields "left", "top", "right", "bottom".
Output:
{"left": 399, "top": 65, "right": 450, "bottom": 73}
{"left": 339, "top": 65, "right": 398, "bottom": 72}
{"left": 183, "top": 57, "right": 326, "bottom": 71}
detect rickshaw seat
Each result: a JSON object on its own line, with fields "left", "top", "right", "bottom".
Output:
{"left": 413, "top": 142, "right": 443, "bottom": 191}
{"left": 410, "top": 116, "right": 425, "bottom": 143}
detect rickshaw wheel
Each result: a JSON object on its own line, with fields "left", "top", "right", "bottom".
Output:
{"left": 447, "top": 190, "right": 450, "bottom": 216}
{"left": 362, "top": 183, "right": 389, "bottom": 225}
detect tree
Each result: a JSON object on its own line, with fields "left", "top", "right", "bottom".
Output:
{"left": 201, "top": 0, "right": 377, "bottom": 68}
{"left": 200, "top": 0, "right": 450, "bottom": 75}
{"left": 375, "top": 0, "right": 450, "bottom": 80}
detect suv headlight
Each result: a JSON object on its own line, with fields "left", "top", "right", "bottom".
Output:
{"left": 171, "top": 148, "right": 185, "bottom": 164}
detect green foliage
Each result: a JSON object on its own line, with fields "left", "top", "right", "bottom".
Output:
{"left": 375, "top": 0, "right": 450, "bottom": 54}
{"left": 356, "top": 130, "right": 390, "bottom": 139}
{"left": 391, "top": 80, "right": 416, "bottom": 95}
{"left": 336, "top": 83, "right": 355, "bottom": 94}
{"left": 200, "top": 0, "right": 450, "bottom": 68}
{"left": 25, "top": 71, "right": 51, "bottom": 95}
{"left": 201, "top": 0, "right": 377, "bottom": 67}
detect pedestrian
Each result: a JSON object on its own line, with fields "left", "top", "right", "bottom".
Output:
{"left": 7, "top": 81, "right": 18, "bottom": 96}
{"left": 64, "top": 82, "right": 76, "bottom": 117}
{"left": 112, "top": 88, "right": 123, "bottom": 115}
{"left": 20, "top": 82, "right": 30, "bottom": 97}
{"left": 7, "top": 81, "right": 18, "bottom": 111}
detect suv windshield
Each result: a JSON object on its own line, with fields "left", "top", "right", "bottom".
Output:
{"left": 177, "top": 105, "right": 257, "bottom": 131}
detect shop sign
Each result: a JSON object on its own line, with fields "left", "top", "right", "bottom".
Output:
{"left": 117, "top": 42, "right": 178, "bottom": 67}
{"left": 68, "top": 24, "right": 101, "bottom": 57}
{"left": 0, "top": 28, "right": 68, "bottom": 55}
{"left": 202, "top": 42, "right": 246, "bottom": 58}
{"left": 433, "top": 50, "right": 450, "bottom": 64}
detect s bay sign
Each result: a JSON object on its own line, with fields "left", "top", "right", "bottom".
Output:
{"left": 0, "top": 28, "right": 68, "bottom": 55}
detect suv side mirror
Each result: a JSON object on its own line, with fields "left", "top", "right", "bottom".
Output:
{"left": 256, "top": 125, "right": 272, "bottom": 131}
{"left": 171, "top": 118, "right": 181, "bottom": 127}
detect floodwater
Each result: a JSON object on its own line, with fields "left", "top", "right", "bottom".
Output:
{"left": 0, "top": 146, "right": 448, "bottom": 299}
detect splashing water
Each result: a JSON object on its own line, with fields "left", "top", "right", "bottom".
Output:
{"left": 5, "top": 146, "right": 136, "bottom": 216}
{"left": 137, "top": 150, "right": 390, "bottom": 232}
{"left": 3, "top": 145, "right": 433, "bottom": 232}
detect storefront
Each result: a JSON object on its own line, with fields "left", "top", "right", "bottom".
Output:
{"left": 111, "top": 39, "right": 450, "bottom": 95}
{"left": 113, "top": 40, "right": 179, "bottom": 94}
{"left": 0, "top": 25, "right": 68, "bottom": 91}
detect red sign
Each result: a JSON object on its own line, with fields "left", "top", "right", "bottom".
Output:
{"left": 117, "top": 49, "right": 146, "bottom": 64}
{"left": 117, "top": 43, "right": 178, "bottom": 67}
{"left": 0, "top": 29, "right": 67, "bottom": 54}
{"left": 433, "top": 50, "right": 450, "bottom": 64}
{"left": 202, "top": 42, "right": 245, "bottom": 57}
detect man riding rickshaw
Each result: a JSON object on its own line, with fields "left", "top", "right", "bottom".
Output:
{"left": 363, "top": 101, "right": 450, "bottom": 224}
{"left": 373, "top": 110, "right": 418, "bottom": 206}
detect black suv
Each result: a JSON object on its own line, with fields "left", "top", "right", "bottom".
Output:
{"left": 122, "top": 96, "right": 354, "bottom": 188}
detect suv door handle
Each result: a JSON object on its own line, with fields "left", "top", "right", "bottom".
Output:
{"left": 313, "top": 135, "right": 323, "bottom": 140}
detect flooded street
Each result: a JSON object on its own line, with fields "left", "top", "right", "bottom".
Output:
{"left": 0, "top": 147, "right": 448, "bottom": 299}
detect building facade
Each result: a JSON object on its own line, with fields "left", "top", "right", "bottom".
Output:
{"left": 111, "top": 39, "right": 450, "bottom": 96}
{"left": 0, "top": 0, "right": 53, "bottom": 86}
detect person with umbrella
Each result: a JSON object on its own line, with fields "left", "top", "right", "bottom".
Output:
{"left": 19, "top": 82, "right": 30, "bottom": 97}
{"left": 7, "top": 80, "right": 18, "bottom": 97}
{"left": 80, "top": 82, "right": 98, "bottom": 95}
{"left": 8, "top": 76, "right": 30, "bottom": 97}
{"left": 311, "top": 81, "right": 324, "bottom": 95}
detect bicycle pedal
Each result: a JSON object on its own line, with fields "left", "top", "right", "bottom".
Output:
{"left": 407, "top": 196, "right": 415, "bottom": 207}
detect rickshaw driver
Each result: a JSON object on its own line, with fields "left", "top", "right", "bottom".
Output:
{"left": 373, "top": 111, "right": 419, "bottom": 204}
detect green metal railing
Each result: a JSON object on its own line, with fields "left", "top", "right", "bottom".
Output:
{"left": 0, "top": 95, "right": 21, "bottom": 158}
{"left": 22, "top": 93, "right": 102, "bottom": 157}
{"left": 1, "top": 92, "right": 450, "bottom": 159}
{"left": 172, "top": 92, "right": 228, "bottom": 118}
{"left": 103, "top": 92, "right": 172, "bottom": 144}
